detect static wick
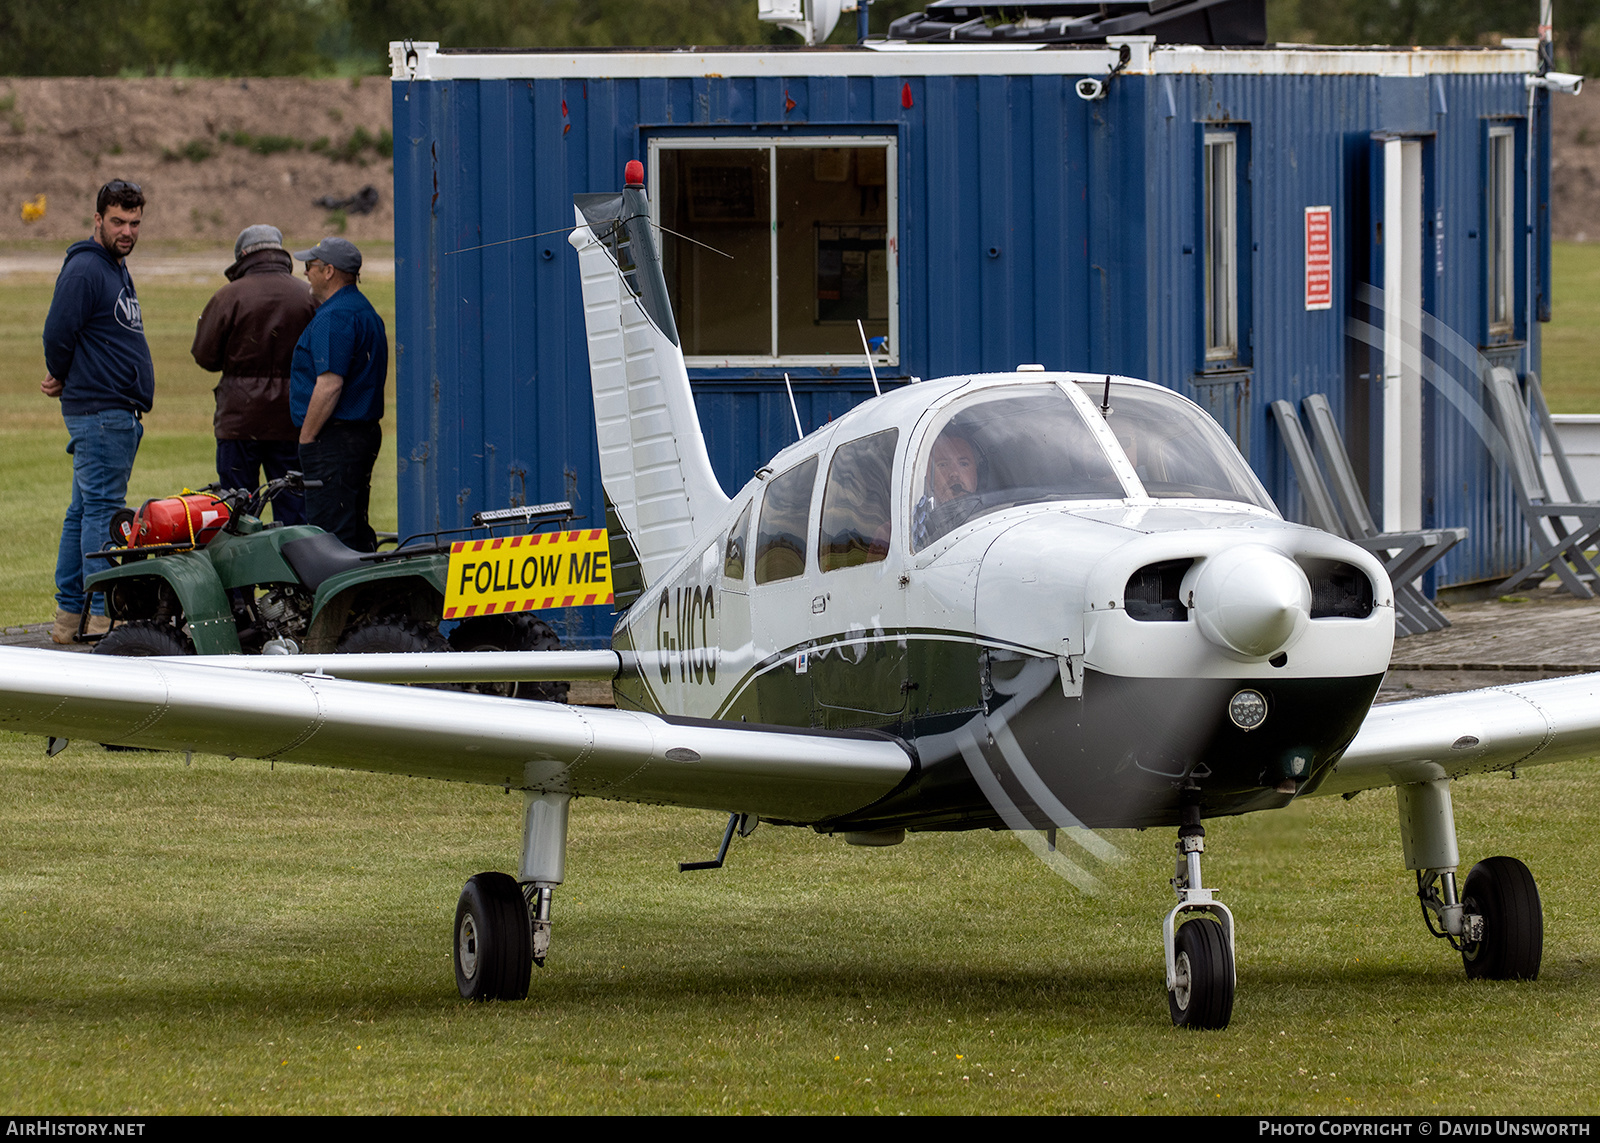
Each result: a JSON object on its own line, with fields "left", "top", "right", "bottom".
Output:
{"left": 1101, "top": 374, "right": 1113, "bottom": 417}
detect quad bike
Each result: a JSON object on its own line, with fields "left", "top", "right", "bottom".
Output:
{"left": 81, "top": 474, "right": 573, "bottom": 701}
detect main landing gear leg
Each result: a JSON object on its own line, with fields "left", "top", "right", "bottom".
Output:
{"left": 519, "top": 791, "right": 571, "bottom": 968}
{"left": 1399, "top": 779, "right": 1542, "bottom": 980}
{"left": 1163, "top": 789, "right": 1236, "bottom": 1029}
{"left": 451, "top": 791, "right": 570, "bottom": 1001}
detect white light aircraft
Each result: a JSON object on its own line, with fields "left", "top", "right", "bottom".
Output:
{"left": 3, "top": 162, "right": 1598, "bottom": 1028}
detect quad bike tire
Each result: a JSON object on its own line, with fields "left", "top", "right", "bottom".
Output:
{"left": 447, "top": 614, "right": 571, "bottom": 703}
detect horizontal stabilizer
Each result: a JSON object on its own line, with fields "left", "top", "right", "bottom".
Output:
{"left": 1319, "top": 672, "right": 1600, "bottom": 797}
{"left": 0, "top": 648, "right": 908, "bottom": 823}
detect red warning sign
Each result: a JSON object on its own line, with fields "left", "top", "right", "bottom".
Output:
{"left": 1305, "top": 206, "right": 1333, "bottom": 311}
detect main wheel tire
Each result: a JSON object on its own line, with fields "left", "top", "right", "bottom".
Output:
{"left": 453, "top": 872, "right": 532, "bottom": 1001}
{"left": 337, "top": 616, "right": 450, "bottom": 656}
{"left": 447, "top": 614, "right": 571, "bottom": 703}
{"left": 93, "top": 620, "right": 192, "bottom": 657}
{"left": 1168, "top": 916, "right": 1235, "bottom": 1029}
{"left": 1461, "top": 856, "right": 1543, "bottom": 981}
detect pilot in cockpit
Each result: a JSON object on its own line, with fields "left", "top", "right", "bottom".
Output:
{"left": 912, "top": 429, "right": 984, "bottom": 548}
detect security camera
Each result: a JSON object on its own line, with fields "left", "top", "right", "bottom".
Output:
{"left": 1528, "top": 71, "right": 1583, "bottom": 95}
{"left": 1075, "top": 77, "right": 1106, "bottom": 101}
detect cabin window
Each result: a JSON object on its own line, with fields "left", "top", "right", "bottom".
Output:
{"left": 754, "top": 457, "right": 819, "bottom": 584}
{"left": 1075, "top": 381, "right": 1275, "bottom": 509}
{"left": 650, "top": 137, "right": 897, "bottom": 367}
{"left": 723, "top": 501, "right": 752, "bottom": 581}
{"left": 1203, "top": 130, "right": 1240, "bottom": 363}
{"left": 911, "top": 387, "right": 1125, "bottom": 551}
{"left": 820, "top": 429, "right": 898, "bottom": 572}
{"left": 1487, "top": 124, "right": 1517, "bottom": 339}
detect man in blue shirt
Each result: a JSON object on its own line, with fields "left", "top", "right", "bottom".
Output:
{"left": 289, "top": 237, "right": 387, "bottom": 552}
{"left": 40, "top": 179, "right": 155, "bottom": 643}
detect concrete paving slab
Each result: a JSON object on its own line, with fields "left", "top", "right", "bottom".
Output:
{"left": 1390, "top": 584, "right": 1600, "bottom": 671}
{"left": 1375, "top": 583, "right": 1600, "bottom": 701}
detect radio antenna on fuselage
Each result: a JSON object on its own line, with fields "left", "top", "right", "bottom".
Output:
{"left": 784, "top": 372, "right": 804, "bottom": 439}
{"left": 1101, "top": 374, "right": 1114, "bottom": 418}
{"left": 857, "top": 319, "right": 882, "bottom": 398}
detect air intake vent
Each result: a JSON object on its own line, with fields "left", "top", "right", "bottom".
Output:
{"left": 1123, "top": 559, "right": 1192, "bottom": 622}
{"left": 1299, "top": 559, "right": 1375, "bottom": 619}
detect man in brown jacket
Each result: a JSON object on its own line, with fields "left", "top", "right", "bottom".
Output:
{"left": 191, "top": 224, "right": 315, "bottom": 524}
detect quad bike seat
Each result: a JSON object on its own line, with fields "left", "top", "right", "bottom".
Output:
{"left": 281, "top": 532, "right": 373, "bottom": 592}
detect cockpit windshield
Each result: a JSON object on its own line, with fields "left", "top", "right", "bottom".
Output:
{"left": 911, "top": 386, "right": 1124, "bottom": 550}
{"left": 1077, "top": 381, "right": 1275, "bottom": 510}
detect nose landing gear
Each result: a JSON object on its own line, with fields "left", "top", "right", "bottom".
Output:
{"left": 1163, "top": 793, "right": 1236, "bottom": 1029}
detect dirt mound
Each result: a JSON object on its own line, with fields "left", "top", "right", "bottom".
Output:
{"left": 1554, "top": 87, "right": 1600, "bottom": 242}
{"left": 0, "top": 77, "right": 393, "bottom": 247}
{"left": 3, "top": 75, "right": 1598, "bottom": 247}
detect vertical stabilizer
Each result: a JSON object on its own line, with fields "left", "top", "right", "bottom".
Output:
{"left": 569, "top": 172, "right": 729, "bottom": 608}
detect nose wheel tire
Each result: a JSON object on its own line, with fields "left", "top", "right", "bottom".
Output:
{"left": 453, "top": 872, "right": 533, "bottom": 1001}
{"left": 1168, "top": 916, "right": 1235, "bottom": 1029}
{"left": 1461, "top": 856, "right": 1543, "bottom": 981}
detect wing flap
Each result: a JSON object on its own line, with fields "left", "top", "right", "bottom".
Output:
{"left": 0, "top": 648, "right": 910, "bottom": 822}
{"left": 1318, "top": 672, "right": 1600, "bottom": 797}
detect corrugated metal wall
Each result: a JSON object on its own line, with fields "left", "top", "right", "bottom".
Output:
{"left": 1140, "top": 70, "right": 1531, "bottom": 589}
{"left": 393, "top": 61, "right": 1538, "bottom": 644}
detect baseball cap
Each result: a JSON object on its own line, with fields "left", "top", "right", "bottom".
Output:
{"left": 291, "top": 236, "right": 362, "bottom": 275}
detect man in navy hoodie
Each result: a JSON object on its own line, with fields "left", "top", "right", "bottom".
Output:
{"left": 40, "top": 180, "right": 155, "bottom": 644}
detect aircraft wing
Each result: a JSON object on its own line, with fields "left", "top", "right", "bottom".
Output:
{"left": 182, "top": 649, "right": 624, "bottom": 684}
{"left": 1318, "top": 671, "right": 1600, "bottom": 797}
{"left": 0, "top": 647, "right": 911, "bottom": 823}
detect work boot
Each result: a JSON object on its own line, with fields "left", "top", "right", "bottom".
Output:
{"left": 50, "top": 609, "right": 81, "bottom": 644}
{"left": 50, "top": 610, "right": 110, "bottom": 643}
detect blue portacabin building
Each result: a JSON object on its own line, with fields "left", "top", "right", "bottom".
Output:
{"left": 390, "top": 33, "right": 1561, "bottom": 647}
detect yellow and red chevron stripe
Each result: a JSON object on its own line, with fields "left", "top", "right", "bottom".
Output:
{"left": 443, "top": 529, "right": 613, "bottom": 619}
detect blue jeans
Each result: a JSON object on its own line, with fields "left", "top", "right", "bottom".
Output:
{"left": 55, "top": 408, "right": 143, "bottom": 615}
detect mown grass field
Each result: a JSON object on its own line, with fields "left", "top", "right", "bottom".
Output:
{"left": 1, "top": 242, "right": 1599, "bottom": 1114}
{"left": 1, "top": 733, "right": 1596, "bottom": 1114}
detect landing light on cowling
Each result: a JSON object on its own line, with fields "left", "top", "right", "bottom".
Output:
{"left": 1186, "top": 545, "right": 1312, "bottom": 660}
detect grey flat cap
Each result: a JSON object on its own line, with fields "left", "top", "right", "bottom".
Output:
{"left": 235, "top": 224, "right": 283, "bottom": 261}
{"left": 291, "top": 236, "right": 362, "bottom": 274}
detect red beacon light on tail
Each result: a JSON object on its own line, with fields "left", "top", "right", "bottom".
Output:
{"left": 624, "top": 160, "right": 644, "bottom": 187}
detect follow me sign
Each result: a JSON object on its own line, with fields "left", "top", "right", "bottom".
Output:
{"left": 443, "top": 530, "right": 614, "bottom": 619}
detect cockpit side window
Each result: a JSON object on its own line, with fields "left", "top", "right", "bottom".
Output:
{"left": 819, "top": 429, "right": 898, "bottom": 572}
{"left": 911, "top": 387, "right": 1124, "bottom": 550}
{"left": 724, "top": 501, "right": 752, "bottom": 580}
{"left": 754, "top": 456, "right": 819, "bottom": 585}
{"left": 1077, "top": 382, "right": 1274, "bottom": 509}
